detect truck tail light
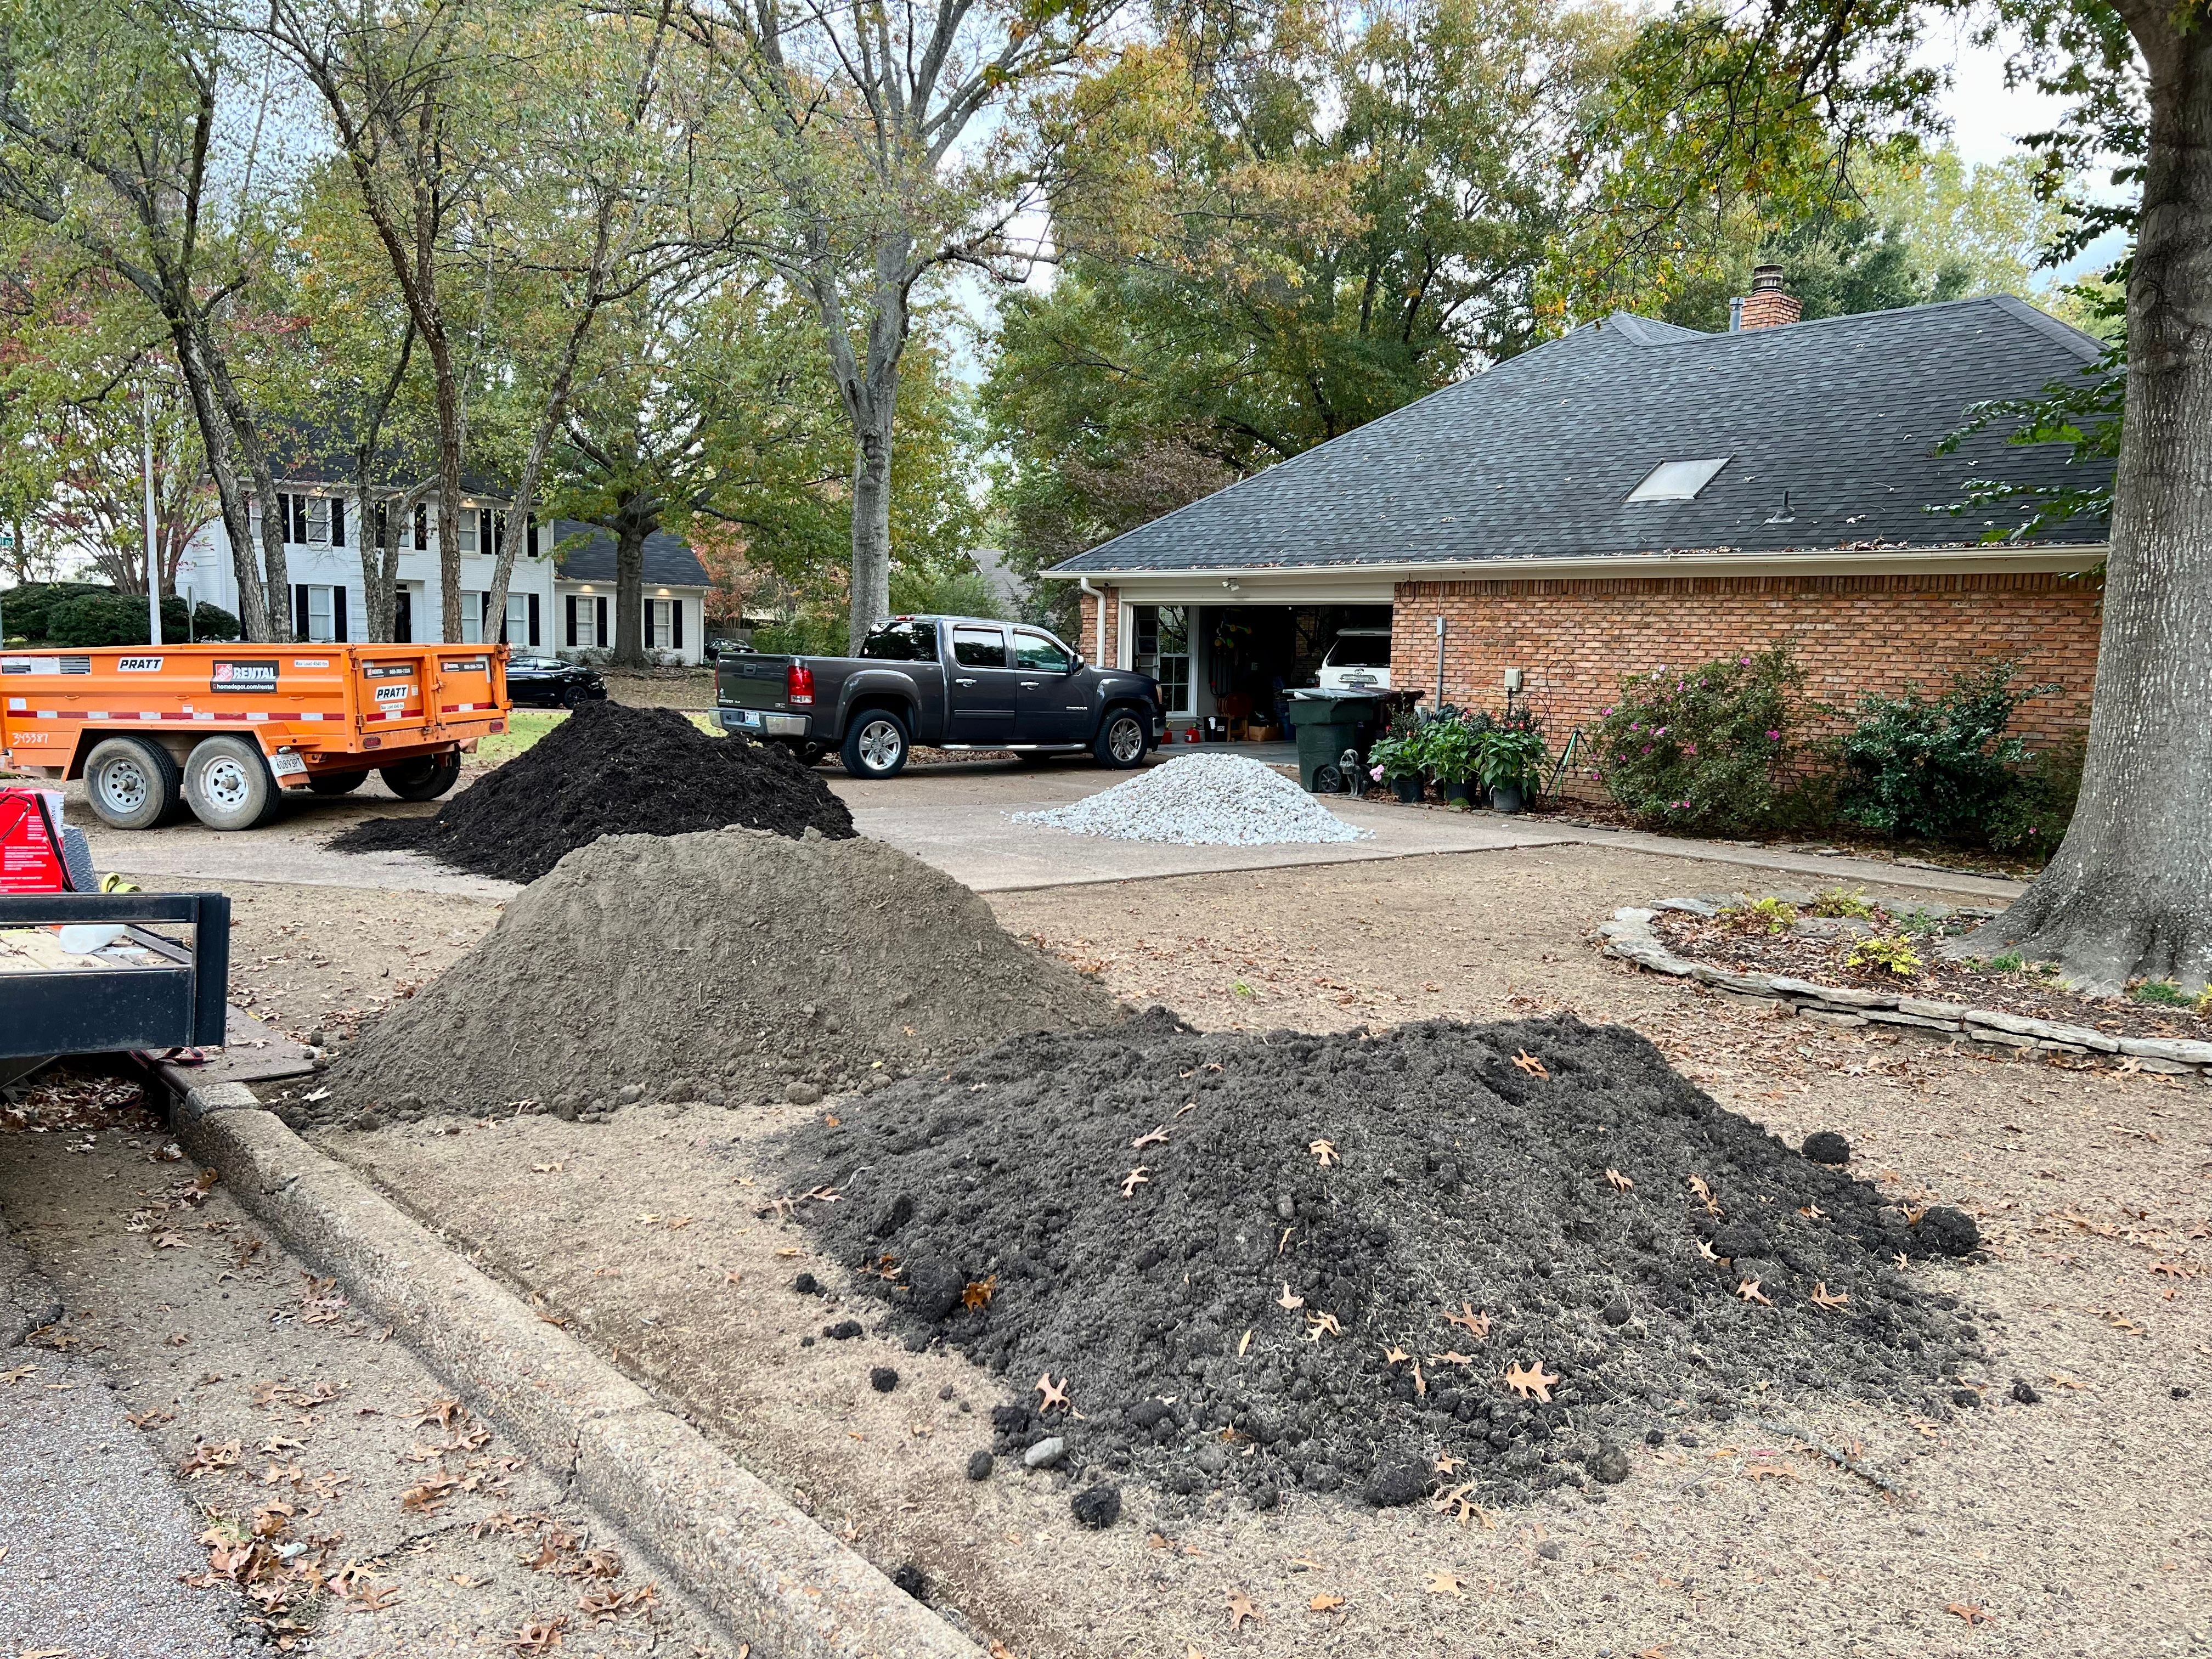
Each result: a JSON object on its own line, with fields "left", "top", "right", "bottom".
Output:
{"left": 787, "top": 663, "right": 815, "bottom": 706}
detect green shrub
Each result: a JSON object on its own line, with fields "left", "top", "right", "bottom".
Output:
{"left": 1418, "top": 716, "right": 1481, "bottom": 784}
{"left": 1590, "top": 647, "right": 1802, "bottom": 833}
{"left": 1474, "top": 724, "right": 1548, "bottom": 795}
{"left": 1846, "top": 933, "right": 1923, "bottom": 977}
{"left": 7, "top": 585, "right": 240, "bottom": 646}
{"left": 1833, "top": 662, "right": 2055, "bottom": 844}
{"left": 1721, "top": 896, "right": 1798, "bottom": 935}
{"left": 1809, "top": 886, "right": 1873, "bottom": 919}
{"left": 1367, "top": 731, "right": 1425, "bottom": 785}
{"left": 1989, "top": 740, "right": 2084, "bottom": 861}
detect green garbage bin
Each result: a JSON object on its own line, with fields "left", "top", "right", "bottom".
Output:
{"left": 1286, "top": 693, "right": 1384, "bottom": 793}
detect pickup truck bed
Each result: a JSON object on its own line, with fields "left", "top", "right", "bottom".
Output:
{"left": 716, "top": 614, "right": 1164, "bottom": 778}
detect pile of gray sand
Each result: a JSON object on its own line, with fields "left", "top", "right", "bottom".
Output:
{"left": 781, "top": 1013, "right": 1989, "bottom": 1510}
{"left": 308, "top": 827, "right": 1122, "bottom": 1124}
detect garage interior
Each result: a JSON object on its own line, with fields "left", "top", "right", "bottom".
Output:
{"left": 1128, "top": 603, "right": 1393, "bottom": 741}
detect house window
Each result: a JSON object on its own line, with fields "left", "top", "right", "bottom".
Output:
{"left": 1132, "top": 605, "right": 1190, "bottom": 714}
{"left": 306, "top": 496, "right": 330, "bottom": 546}
{"left": 567, "top": 594, "right": 597, "bottom": 648}
{"left": 292, "top": 584, "right": 347, "bottom": 644}
{"left": 460, "top": 592, "right": 483, "bottom": 644}
{"left": 506, "top": 592, "right": 529, "bottom": 646}
{"left": 647, "top": 599, "right": 676, "bottom": 650}
{"left": 458, "top": 511, "right": 478, "bottom": 555}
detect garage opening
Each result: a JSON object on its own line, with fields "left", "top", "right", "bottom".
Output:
{"left": 1127, "top": 602, "right": 1394, "bottom": 743}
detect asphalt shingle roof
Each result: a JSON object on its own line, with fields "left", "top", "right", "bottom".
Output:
{"left": 550, "top": 522, "right": 711, "bottom": 588}
{"left": 1048, "top": 296, "right": 2111, "bottom": 575}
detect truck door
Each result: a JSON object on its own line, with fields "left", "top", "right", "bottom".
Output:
{"left": 1011, "top": 628, "right": 1089, "bottom": 744}
{"left": 946, "top": 624, "right": 1018, "bottom": 744}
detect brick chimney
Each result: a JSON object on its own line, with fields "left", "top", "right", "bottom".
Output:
{"left": 1735, "top": 264, "right": 1801, "bottom": 331}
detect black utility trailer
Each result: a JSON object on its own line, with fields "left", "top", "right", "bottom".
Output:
{"left": 0, "top": 891, "right": 231, "bottom": 1084}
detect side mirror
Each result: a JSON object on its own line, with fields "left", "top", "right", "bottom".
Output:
{"left": 1070, "top": 656, "right": 1086, "bottom": 672}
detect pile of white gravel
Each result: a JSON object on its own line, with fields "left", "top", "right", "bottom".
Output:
{"left": 1014, "top": 752, "right": 1369, "bottom": 846}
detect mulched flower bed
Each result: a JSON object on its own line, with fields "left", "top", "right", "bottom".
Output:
{"left": 1652, "top": 900, "right": 2212, "bottom": 1046}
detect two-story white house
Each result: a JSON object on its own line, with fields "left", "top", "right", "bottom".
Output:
{"left": 173, "top": 469, "right": 711, "bottom": 665}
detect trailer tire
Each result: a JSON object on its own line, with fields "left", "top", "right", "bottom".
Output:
{"left": 83, "top": 736, "right": 181, "bottom": 831}
{"left": 306, "top": 770, "right": 369, "bottom": 795}
{"left": 380, "top": 752, "right": 464, "bottom": 801}
{"left": 841, "top": 708, "right": 910, "bottom": 779}
{"left": 184, "top": 735, "right": 281, "bottom": 831}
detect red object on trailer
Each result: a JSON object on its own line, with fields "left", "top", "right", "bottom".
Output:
{"left": 0, "top": 788, "right": 71, "bottom": 893}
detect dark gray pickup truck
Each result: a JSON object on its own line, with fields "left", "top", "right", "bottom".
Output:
{"left": 715, "top": 614, "right": 1166, "bottom": 778}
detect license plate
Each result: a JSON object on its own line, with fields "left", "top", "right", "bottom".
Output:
{"left": 269, "top": 751, "right": 306, "bottom": 777}
{"left": 724, "top": 708, "right": 762, "bottom": 729}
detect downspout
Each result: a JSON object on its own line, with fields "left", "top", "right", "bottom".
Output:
{"left": 1078, "top": 578, "right": 1107, "bottom": 664}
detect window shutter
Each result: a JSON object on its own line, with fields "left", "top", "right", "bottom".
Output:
{"left": 595, "top": 596, "right": 607, "bottom": 647}
{"left": 334, "top": 586, "right": 348, "bottom": 642}
{"left": 528, "top": 518, "right": 540, "bottom": 558}
{"left": 565, "top": 595, "right": 577, "bottom": 647}
{"left": 293, "top": 584, "right": 309, "bottom": 640}
{"left": 413, "top": 503, "right": 427, "bottom": 550}
{"left": 528, "top": 592, "right": 541, "bottom": 647}
{"left": 672, "top": 598, "right": 684, "bottom": 650}
{"left": 331, "top": 498, "right": 346, "bottom": 548}
{"left": 396, "top": 588, "right": 412, "bottom": 643}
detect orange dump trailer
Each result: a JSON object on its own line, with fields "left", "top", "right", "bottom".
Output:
{"left": 0, "top": 643, "right": 509, "bottom": 830}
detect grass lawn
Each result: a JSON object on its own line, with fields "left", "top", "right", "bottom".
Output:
{"left": 467, "top": 706, "right": 720, "bottom": 770}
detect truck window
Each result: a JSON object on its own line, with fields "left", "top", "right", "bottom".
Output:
{"left": 1012, "top": 630, "right": 1073, "bottom": 673}
{"left": 951, "top": 625, "right": 1007, "bottom": 669}
{"left": 859, "top": 619, "right": 939, "bottom": 661}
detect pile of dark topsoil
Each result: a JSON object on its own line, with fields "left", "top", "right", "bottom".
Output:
{"left": 782, "top": 1013, "right": 1989, "bottom": 1510}
{"left": 306, "top": 827, "right": 1122, "bottom": 1123}
{"left": 332, "top": 701, "right": 854, "bottom": 882}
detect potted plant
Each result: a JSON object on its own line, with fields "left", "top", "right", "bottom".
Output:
{"left": 1423, "top": 715, "right": 1481, "bottom": 806}
{"left": 1475, "top": 725, "right": 1548, "bottom": 812}
{"left": 1367, "top": 731, "right": 1427, "bottom": 803}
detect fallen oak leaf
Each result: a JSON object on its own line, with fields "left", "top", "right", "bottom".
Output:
{"left": 1309, "top": 1139, "right": 1338, "bottom": 1167}
{"left": 1276, "top": 1283, "right": 1304, "bottom": 1311}
{"left": 1226, "top": 1588, "right": 1262, "bottom": 1629}
{"left": 1946, "top": 1603, "right": 1992, "bottom": 1626}
{"left": 1121, "top": 1166, "right": 1150, "bottom": 1198}
{"left": 1443, "top": 1303, "right": 1491, "bottom": 1338}
{"left": 1035, "top": 1373, "right": 1070, "bottom": 1413}
{"left": 1511, "top": 1049, "right": 1548, "bottom": 1079}
{"left": 1425, "top": 1568, "right": 1468, "bottom": 1596}
{"left": 1132, "top": 1125, "right": 1170, "bottom": 1150}
{"left": 962, "top": 1275, "right": 998, "bottom": 1310}
{"left": 1304, "top": 1311, "right": 1342, "bottom": 1342}
{"left": 1605, "top": 1167, "right": 1634, "bottom": 1193}
{"left": 1735, "top": 1278, "right": 1771, "bottom": 1306}
{"left": 1688, "top": 1174, "right": 1722, "bottom": 1216}
{"left": 1503, "top": 1359, "right": 1559, "bottom": 1402}
{"left": 1810, "top": 1283, "right": 1851, "bottom": 1311}
{"left": 1307, "top": 1593, "right": 1345, "bottom": 1612}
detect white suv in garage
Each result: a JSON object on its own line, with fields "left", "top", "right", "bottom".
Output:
{"left": 1315, "top": 628, "right": 1393, "bottom": 691}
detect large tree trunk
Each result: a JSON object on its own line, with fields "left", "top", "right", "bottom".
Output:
{"left": 171, "top": 327, "right": 273, "bottom": 641}
{"left": 612, "top": 516, "right": 650, "bottom": 668}
{"left": 428, "top": 332, "right": 466, "bottom": 644}
{"left": 848, "top": 394, "right": 894, "bottom": 651}
{"left": 1963, "top": 24, "right": 2212, "bottom": 994}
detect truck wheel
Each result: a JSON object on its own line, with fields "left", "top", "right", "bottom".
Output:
{"left": 83, "top": 736, "right": 180, "bottom": 830}
{"left": 1093, "top": 707, "right": 1148, "bottom": 770}
{"left": 306, "top": 771, "right": 369, "bottom": 795}
{"left": 380, "top": 752, "right": 463, "bottom": 801}
{"left": 842, "top": 710, "right": 910, "bottom": 778}
{"left": 184, "top": 735, "right": 280, "bottom": 831}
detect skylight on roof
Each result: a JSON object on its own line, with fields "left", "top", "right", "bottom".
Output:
{"left": 1627, "top": 456, "right": 1731, "bottom": 503}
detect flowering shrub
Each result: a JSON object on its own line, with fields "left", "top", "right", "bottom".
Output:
{"left": 1833, "top": 662, "right": 2056, "bottom": 844}
{"left": 1590, "top": 647, "right": 1803, "bottom": 832}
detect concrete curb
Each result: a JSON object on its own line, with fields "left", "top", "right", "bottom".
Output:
{"left": 168, "top": 1082, "right": 981, "bottom": 1659}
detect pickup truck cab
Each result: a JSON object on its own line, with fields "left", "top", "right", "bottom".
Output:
{"left": 715, "top": 614, "right": 1164, "bottom": 779}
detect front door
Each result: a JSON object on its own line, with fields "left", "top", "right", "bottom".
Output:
{"left": 1011, "top": 628, "right": 1089, "bottom": 744}
{"left": 946, "top": 623, "right": 1019, "bottom": 744}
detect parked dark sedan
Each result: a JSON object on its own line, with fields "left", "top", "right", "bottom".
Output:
{"left": 506, "top": 654, "right": 608, "bottom": 708}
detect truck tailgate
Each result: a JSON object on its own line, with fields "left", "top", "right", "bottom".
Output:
{"left": 716, "top": 656, "right": 792, "bottom": 712}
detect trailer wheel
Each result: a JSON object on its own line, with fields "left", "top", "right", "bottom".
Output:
{"left": 184, "top": 735, "right": 280, "bottom": 831}
{"left": 306, "top": 771, "right": 369, "bottom": 795}
{"left": 380, "top": 752, "right": 463, "bottom": 801}
{"left": 83, "top": 736, "right": 180, "bottom": 830}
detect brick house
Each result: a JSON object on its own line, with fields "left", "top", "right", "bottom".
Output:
{"left": 1046, "top": 275, "right": 2110, "bottom": 752}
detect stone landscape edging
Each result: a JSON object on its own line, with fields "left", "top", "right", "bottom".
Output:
{"left": 166, "top": 1079, "right": 983, "bottom": 1659}
{"left": 1598, "top": 907, "right": 2212, "bottom": 1075}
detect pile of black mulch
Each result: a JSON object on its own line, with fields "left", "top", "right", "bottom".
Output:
{"left": 780, "top": 1013, "right": 1991, "bottom": 1511}
{"left": 332, "top": 701, "right": 855, "bottom": 882}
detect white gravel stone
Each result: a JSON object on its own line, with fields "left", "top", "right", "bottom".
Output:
{"left": 1014, "top": 753, "right": 1370, "bottom": 847}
